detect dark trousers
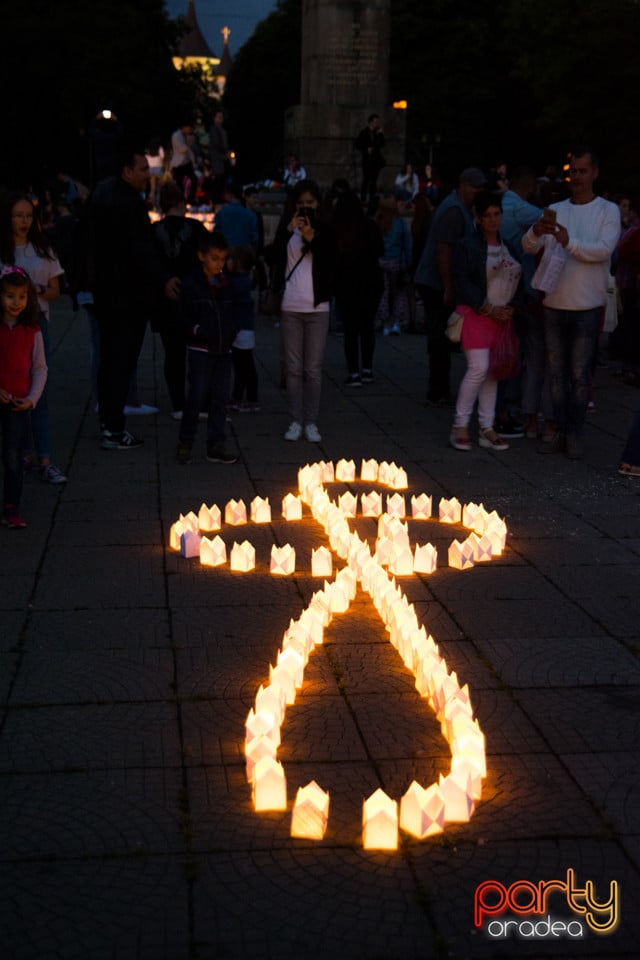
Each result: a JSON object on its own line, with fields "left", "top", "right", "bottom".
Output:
{"left": 419, "top": 285, "right": 453, "bottom": 402}
{"left": 180, "top": 349, "right": 232, "bottom": 448}
{"left": 96, "top": 305, "right": 147, "bottom": 434}
{"left": 231, "top": 347, "right": 258, "bottom": 403}
{"left": 1, "top": 407, "right": 30, "bottom": 507}
{"left": 341, "top": 299, "right": 376, "bottom": 374}
{"left": 158, "top": 313, "right": 187, "bottom": 413}
{"left": 543, "top": 306, "right": 602, "bottom": 436}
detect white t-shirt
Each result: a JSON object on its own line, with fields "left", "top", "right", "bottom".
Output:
{"left": 522, "top": 196, "right": 620, "bottom": 310}
{"left": 280, "top": 230, "right": 329, "bottom": 314}
{"left": 486, "top": 243, "right": 521, "bottom": 306}
{"left": 12, "top": 243, "right": 63, "bottom": 320}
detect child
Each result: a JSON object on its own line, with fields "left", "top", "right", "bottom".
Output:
{"left": 0, "top": 267, "right": 48, "bottom": 527}
{"left": 176, "top": 232, "right": 239, "bottom": 465}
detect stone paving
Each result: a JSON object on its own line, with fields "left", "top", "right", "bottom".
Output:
{"left": 1, "top": 298, "right": 639, "bottom": 960}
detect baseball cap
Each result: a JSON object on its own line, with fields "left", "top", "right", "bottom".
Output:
{"left": 460, "top": 167, "right": 487, "bottom": 187}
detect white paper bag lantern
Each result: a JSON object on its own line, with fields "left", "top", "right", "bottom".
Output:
{"left": 225, "top": 499, "right": 247, "bottom": 525}
{"left": 361, "top": 491, "right": 383, "bottom": 517}
{"left": 182, "top": 511, "right": 200, "bottom": 533}
{"left": 250, "top": 496, "right": 271, "bottom": 523}
{"left": 252, "top": 756, "right": 287, "bottom": 811}
{"left": 269, "top": 663, "right": 297, "bottom": 705}
{"left": 335, "top": 458, "right": 356, "bottom": 481}
{"left": 360, "top": 458, "right": 379, "bottom": 482}
{"left": 388, "top": 545, "right": 414, "bottom": 576}
{"left": 200, "top": 534, "right": 227, "bottom": 567}
{"left": 199, "top": 503, "right": 221, "bottom": 532}
{"left": 414, "top": 543, "right": 437, "bottom": 574}
{"left": 282, "top": 493, "right": 303, "bottom": 520}
{"left": 362, "top": 788, "right": 398, "bottom": 850}
{"left": 291, "top": 781, "right": 330, "bottom": 839}
{"left": 377, "top": 461, "right": 392, "bottom": 485}
{"left": 389, "top": 465, "right": 408, "bottom": 489}
{"left": 439, "top": 770, "right": 474, "bottom": 822}
{"left": 386, "top": 493, "right": 406, "bottom": 518}
{"left": 255, "top": 682, "right": 286, "bottom": 726}
{"left": 245, "top": 733, "right": 277, "bottom": 782}
{"left": 466, "top": 532, "right": 492, "bottom": 563}
{"left": 448, "top": 539, "right": 475, "bottom": 570}
{"left": 271, "top": 544, "right": 296, "bottom": 575}
{"left": 277, "top": 647, "right": 304, "bottom": 688}
{"left": 411, "top": 494, "right": 432, "bottom": 520}
{"left": 400, "top": 781, "right": 445, "bottom": 838}
{"left": 311, "top": 545, "right": 333, "bottom": 577}
{"left": 245, "top": 707, "right": 280, "bottom": 747}
{"left": 169, "top": 519, "right": 186, "bottom": 551}
{"left": 461, "top": 501, "right": 482, "bottom": 529}
{"left": 318, "top": 460, "right": 335, "bottom": 483}
{"left": 439, "top": 497, "right": 462, "bottom": 524}
{"left": 180, "top": 529, "right": 201, "bottom": 558}
{"left": 338, "top": 491, "right": 358, "bottom": 517}
{"left": 230, "top": 540, "right": 256, "bottom": 571}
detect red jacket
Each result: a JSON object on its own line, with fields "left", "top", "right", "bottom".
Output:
{"left": 0, "top": 322, "right": 38, "bottom": 397}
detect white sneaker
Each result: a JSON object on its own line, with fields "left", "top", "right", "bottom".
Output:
{"left": 304, "top": 423, "right": 322, "bottom": 443}
{"left": 284, "top": 421, "right": 303, "bottom": 441}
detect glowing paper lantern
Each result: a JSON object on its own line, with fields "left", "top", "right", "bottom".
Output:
{"left": 439, "top": 770, "right": 474, "bottom": 822}
{"left": 388, "top": 544, "right": 414, "bottom": 576}
{"left": 462, "top": 502, "right": 482, "bottom": 529}
{"left": 252, "top": 756, "right": 287, "bottom": 811}
{"left": 180, "top": 530, "right": 201, "bottom": 558}
{"left": 225, "top": 499, "right": 247, "bottom": 525}
{"left": 400, "top": 781, "right": 445, "bottom": 838}
{"left": 255, "top": 682, "right": 286, "bottom": 726}
{"left": 277, "top": 647, "right": 304, "bottom": 688}
{"left": 360, "top": 458, "right": 379, "bottom": 482}
{"left": 245, "top": 707, "right": 280, "bottom": 748}
{"left": 386, "top": 493, "right": 406, "bottom": 517}
{"left": 448, "top": 539, "right": 475, "bottom": 570}
{"left": 389, "top": 465, "right": 408, "bottom": 489}
{"left": 169, "top": 519, "right": 186, "bottom": 551}
{"left": 485, "top": 518, "right": 507, "bottom": 555}
{"left": 377, "top": 461, "right": 392, "bottom": 485}
{"left": 411, "top": 494, "right": 432, "bottom": 520}
{"left": 338, "top": 491, "right": 358, "bottom": 517}
{"left": 230, "top": 540, "right": 256, "bottom": 572}
{"left": 269, "top": 662, "right": 297, "bottom": 705}
{"left": 291, "top": 780, "right": 330, "bottom": 839}
{"left": 282, "top": 493, "right": 303, "bottom": 521}
{"left": 466, "top": 532, "right": 493, "bottom": 563}
{"left": 271, "top": 544, "right": 296, "bottom": 575}
{"left": 319, "top": 460, "right": 335, "bottom": 483}
{"left": 182, "top": 511, "right": 200, "bottom": 533}
{"left": 335, "top": 458, "right": 356, "bottom": 482}
{"left": 361, "top": 491, "right": 383, "bottom": 517}
{"left": 362, "top": 788, "right": 398, "bottom": 850}
{"left": 250, "top": 496, "right": 271, "bottom": 523}
{"left": 200, "top": 534, "right": 227, "bottom": 567}
{"left": 245, "top": 733, "right": 277, "bottom": 782}
{"left": 311, "top": 546, "right": 332, "bottom": 577}
{"left": 199, "top": 503, "right": 221, "bottom": 532}
{"left": 327, "top": 578, "right": 350, "bottom": 613}
{"left": 413, "top": 542, "right": 437, "bottom": 574}
{"left": 439, "top": 497, "right": 461, "bottom": 524}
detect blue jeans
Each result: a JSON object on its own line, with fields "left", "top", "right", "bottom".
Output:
{"left": 280, "top": 310, "right": 329, "bottom": 425}
{"left": 542, "top": 306, "right": 602, "bottom": 436}
{"left": 179, "top": 349, "right": 232, "bottom": 448}
{"left": 1, "top": 406, "right": 30, "bottom": 507}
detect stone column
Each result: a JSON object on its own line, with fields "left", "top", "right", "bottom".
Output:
{"left": 285, "top": 0, "right": 405, "bottom": 192}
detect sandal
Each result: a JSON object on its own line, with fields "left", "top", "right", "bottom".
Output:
{"left": 618, "top": 462, "right": 640, "bottom": 478}
{"left": 479, "top": 428, "right": 509, "bottom": 451}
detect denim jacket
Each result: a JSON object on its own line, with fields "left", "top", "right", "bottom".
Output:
{"left": 453, "top": 225, "right": 521, "bottom": 311}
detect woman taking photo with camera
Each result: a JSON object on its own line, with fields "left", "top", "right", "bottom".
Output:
{"left": 271, "top": 179, "right": 335, "bottom": 442}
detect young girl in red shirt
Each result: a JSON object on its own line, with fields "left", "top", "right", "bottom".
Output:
{"left": 0, "top": 267, "right": 47, "bottom": 527}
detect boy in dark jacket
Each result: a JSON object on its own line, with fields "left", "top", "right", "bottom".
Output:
{"left": 176, "top": 231, "right": 239, "bottom": 464}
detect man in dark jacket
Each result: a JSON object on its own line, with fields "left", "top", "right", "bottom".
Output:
{"left": 88, "top": 146, "right": 170, "bottom": 449}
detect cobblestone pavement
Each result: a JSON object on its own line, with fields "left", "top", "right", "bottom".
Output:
{"left": 1, "top": 298, "right": 639, "bottom": 959}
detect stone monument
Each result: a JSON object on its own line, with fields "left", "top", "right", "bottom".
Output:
{"left": 285, "top": 0, "right": 405, "bottom": 191}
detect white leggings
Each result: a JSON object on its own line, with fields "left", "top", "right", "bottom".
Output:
{"left": 453, "top": 348, "right": 498, "bottom": 430}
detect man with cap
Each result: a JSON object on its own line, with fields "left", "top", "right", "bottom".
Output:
{"left": 415, "top": 167, "right": 487, "bottom": 404}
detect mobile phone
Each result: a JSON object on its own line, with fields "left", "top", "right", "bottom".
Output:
{"left": 542, "top": 208, "right": 557, "bottom": 225}
{"left": 298, "top": 206, "right": 314, "bottom": 220}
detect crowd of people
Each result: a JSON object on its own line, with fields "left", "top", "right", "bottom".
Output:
{"left": 2, "top": 114, "right": 640, "bottom": 529}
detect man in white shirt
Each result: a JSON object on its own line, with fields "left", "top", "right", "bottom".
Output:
{"left": 522, "top": 148, "right": 620, "bottom": 458}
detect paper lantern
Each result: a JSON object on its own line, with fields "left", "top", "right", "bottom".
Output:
{"left": 448, "top": 539, "right": 475, "bottom": 570}
{"left": 361, "top": 491, "right": 383, "bottom": 517}
{"left": 200, "top": 534, "right": 227, "bottom": 567}
{"left": 255, "top": 682, "right": 286, "bottom": 726}
{"left": 230, "top": 540, "right": 256, "bottom": 571}
{"left": 327, "top": 578, "right": 350, "bottom": 614}
{"left": 180, "top": 529, "right": 201, "bottom": 558}
{"left": 386, "top": 493, "right": 406, "bottom": 517}
{"left": 271, "top": 544, "right": 296, "bottom": 575}
{"left": 277, "top": 647, "right": 304, "bottom": 688}
{"left": 400, "top": 781, "right": 445, "bottom": 838}
{"left": 413, "top": 543, "right": 437, "bottom": 574}
{"left": 225, "top": 499, "right": 247, "bottom": 525}
{"left": 362, "top": 788, "right": 398, "bottom": 850}
{"left": 282, "top": 493, "right": 303, "bottom": 520}
{"left": 389, "top": 465, "right": 408, "bottom": 489}
{"left": 245, "top": 707, "right": 280, "bottom": 748}
{"left": 335, "top": 458, "right": 356, "bottom": 482}
{"left": 377, "top": 461, "right": 392, "bottom": 485}
{"left": 318, "top": 460, "right": 334, "bottom": 483}
{"left": 461, "top": 501, "right": 482, "bottom": 529}
{"left": 311, "top": 545, "right": 332, "bottom": 577}
{"left": 388, "top": 544, "right": 414, "bottom": 576}
{"left": 250, "top": 496, "right": 271, "bottom": 523}
{"left": 338, "top": 491, "right": 358, "bottom": 517}
{"left": 439, "top": 770, "right": 474, "bottom": 823}
{"left": 439, "top": 497, "right": 462, "bottom": 524}
{"left": 245, "top": 733, "right": 277, "bottom": 782}
{"left": 252, "top": 756, "right": 287, "bottom": 811}
{"left": 169, "top": 519, "right": 186, "bottom": 551}
{"left": 360, "top": 458, "right": 379, "bottom": 482}
{"left": 269, "top": 663, "right": 297, "bottom": 705}
{"left": 485, "top": 518, "right": 507, "bottom": 555}
{"left": 466, "top": 532, "right": 492, "bottom": 563}
{"left": 291, "top": 780, "right": 330, "bottom": 839}
{"left": 411, "top": 494, "right": 432, "bottom": 520}
{"left": 182, "top": 511, "right": 200, "bottom": 533}
{"left": 198, "top": 503, "right": 221, "bottom": 532}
